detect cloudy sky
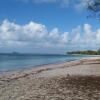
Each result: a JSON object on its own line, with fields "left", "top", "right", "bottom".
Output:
{"left": 0, "top": 0, "right": 100, "bottom": 54}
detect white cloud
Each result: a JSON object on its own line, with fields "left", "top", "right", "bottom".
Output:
{"left": 96, "top": 29, "right": 100, "bottom": 44}
{"left": 84, "top": 24, "right": 92, "bottom": 34}
{"left": 0, "top": 19, "right": 100, "bottom": 49}
{"left": 0, "top": 19, "right": 69, "bottom": 47}
{"left": 72, "top": 23, "right": 100, "bottom": 48}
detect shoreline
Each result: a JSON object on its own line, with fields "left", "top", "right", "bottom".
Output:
{"left": 0, "top": 58, "right": 75, "bottom": 73}
{"left": 0, "top": 56, "right": 100, "bottom": 100}
{"left": 0, "top": 56, "right": 100, "bottom": 80}
{"left": 0, "top": 54, "right": 98, "bottom": 73}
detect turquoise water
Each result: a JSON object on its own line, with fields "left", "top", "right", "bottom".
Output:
{"left": 0, "top": 54, "right": 93, "bottom": 72}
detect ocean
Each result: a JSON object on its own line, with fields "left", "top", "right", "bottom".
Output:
{"left": 0, "top": 54, "right": 93, "bottom": 72}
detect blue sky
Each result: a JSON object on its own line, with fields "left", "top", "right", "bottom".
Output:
{"left": 0, "top": 0, "right": 100, "bottom": 54}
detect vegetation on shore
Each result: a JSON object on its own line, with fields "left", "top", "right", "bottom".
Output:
{"left": 67, "top": 49, "right": 100, "bottom": 55}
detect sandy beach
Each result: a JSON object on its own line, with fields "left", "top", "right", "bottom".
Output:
{"left": 0, "top": 57, "right": 100, "bottom": 100}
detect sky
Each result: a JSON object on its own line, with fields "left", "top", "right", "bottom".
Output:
{"left": 0, "top": 0, "right": 100, "bottom": 54}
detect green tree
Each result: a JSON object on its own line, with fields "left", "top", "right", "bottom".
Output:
{"left": 97, "top": 48, "right": 100, "bottom": 54}
{"left": 87, "top": 0, "right": 100, "bottom": 20}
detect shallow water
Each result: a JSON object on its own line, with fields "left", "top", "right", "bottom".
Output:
{"left": 0, "top": 54, "right": 93, "bottom": 71}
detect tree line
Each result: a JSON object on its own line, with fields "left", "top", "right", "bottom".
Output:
{"left": 67, "top": 49, "right": 100, "bottom": 55}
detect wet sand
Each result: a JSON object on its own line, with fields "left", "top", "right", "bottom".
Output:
{"left": 0, "top": 57, "right": 100, "bottom": 100}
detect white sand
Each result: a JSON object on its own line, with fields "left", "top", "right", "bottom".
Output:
{"left": 36, "top": 57, "right": 100, "bottom": 77}
{"left": 37, "top": 64, "right": 100, "bottom": 78}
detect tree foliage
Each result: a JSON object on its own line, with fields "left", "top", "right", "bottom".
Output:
{"left": 87, "top": 0, "right": 100, "bottom": 20}
{"left": 67, "top": 49, "right": 100, "bottom": 55}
